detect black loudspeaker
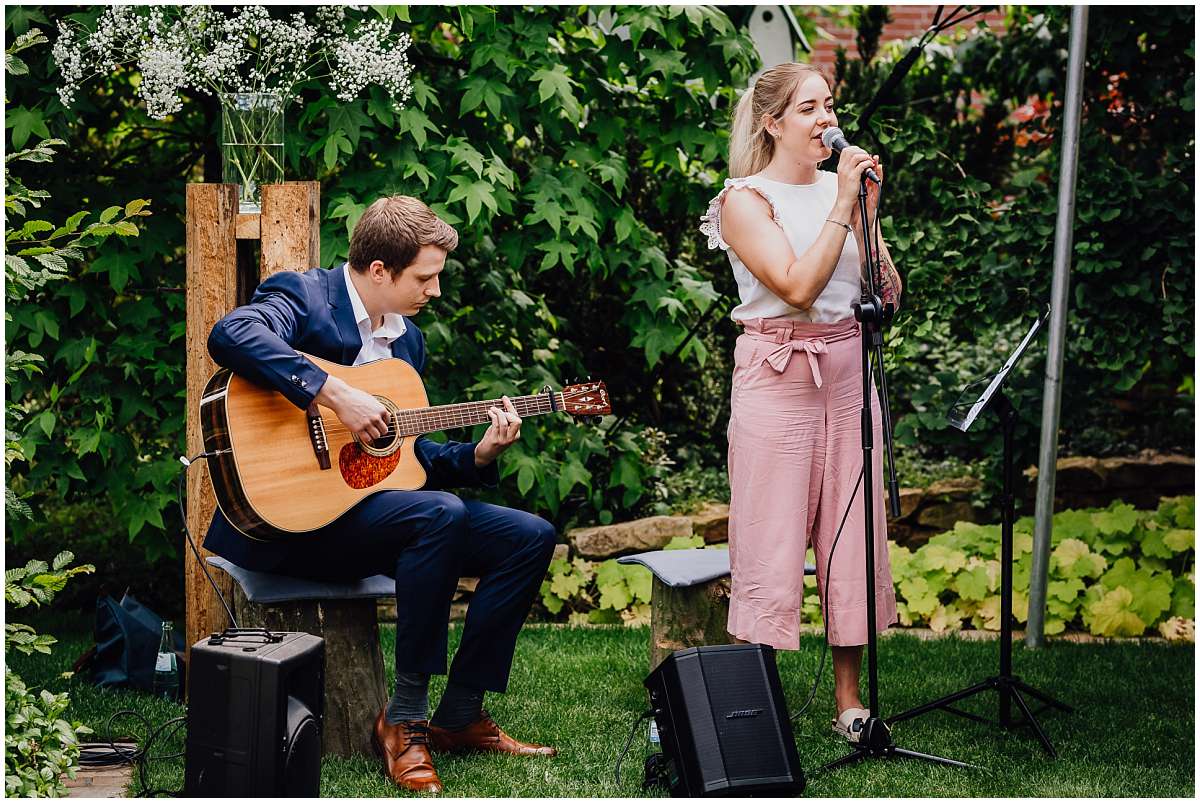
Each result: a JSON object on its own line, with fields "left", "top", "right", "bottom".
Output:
{"left": 184, "top": 629, "right": 324, "bottom": 797}
{"left": 645, "top": 644, "right": 805, "bottom": 797}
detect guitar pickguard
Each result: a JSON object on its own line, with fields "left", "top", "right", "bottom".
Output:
{"left": 338, "top": 442, "right": 403, "bottom": 489}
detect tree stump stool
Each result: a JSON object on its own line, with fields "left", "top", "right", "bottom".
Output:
{"left": 649, "top": 574, "right": 733, "bottom": 670}
{"left": 206, "top": 557, "right": 389, "bottom": 758}
{"left": 617, "top": 549, "right": 816, "bottom": 671}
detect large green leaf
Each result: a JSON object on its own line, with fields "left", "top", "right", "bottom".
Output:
{"left": 1084, "top": 587, "right": 1146, "bottom": 637}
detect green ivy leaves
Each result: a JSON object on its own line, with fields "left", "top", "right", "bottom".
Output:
{"left": 890, "top": 497, "right": 1194, "bottom": 637}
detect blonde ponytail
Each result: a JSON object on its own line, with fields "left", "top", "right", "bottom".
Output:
{"left": 726, "top": 63, "right": 829, "bottom": 178}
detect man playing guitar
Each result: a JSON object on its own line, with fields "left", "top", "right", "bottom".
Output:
{"left": 203, "top": 195, "right": 557, "bottom": 794}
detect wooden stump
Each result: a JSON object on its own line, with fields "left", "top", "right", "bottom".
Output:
{"left": 227, "top": 583, "right": 386, "bottom": 758}
{"left": 650, "top": 575, "right": 733, "bottom": 671}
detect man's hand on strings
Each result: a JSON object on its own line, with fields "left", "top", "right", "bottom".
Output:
{"left": 475, "top": 396, "right": 522, "bottom": 467}
{"left": 316, "top": 375, "right": 391, "bottom": 442}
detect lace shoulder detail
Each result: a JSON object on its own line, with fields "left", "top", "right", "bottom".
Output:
{"left": 698, "top": 177, "right": 785, "bottom": 251}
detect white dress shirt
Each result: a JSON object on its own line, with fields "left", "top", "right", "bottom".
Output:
{"left": 343, "top": 263, "right": 408, "bottom": 365}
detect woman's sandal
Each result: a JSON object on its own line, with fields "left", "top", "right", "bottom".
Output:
{"left": 831, "top": 707, "right": 870, "bottom": 743}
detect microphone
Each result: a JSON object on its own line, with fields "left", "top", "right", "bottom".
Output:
{"left": 821, "top": 127, "right": 881, "bottom": 184}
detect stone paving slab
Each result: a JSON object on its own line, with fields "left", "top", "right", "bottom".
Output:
{"left": 65, "top": 765, "right": 132, "bottom": 798}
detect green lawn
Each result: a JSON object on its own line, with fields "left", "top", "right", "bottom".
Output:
{"left": 9, "top": 618, "right": 1194, "bottom": 797}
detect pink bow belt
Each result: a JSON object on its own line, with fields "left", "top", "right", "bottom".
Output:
{"left": 739, "top": 317, "right": 859, "bottom": 388}
{"left": 763, "top": 339, "right": 829, "bottom": 385}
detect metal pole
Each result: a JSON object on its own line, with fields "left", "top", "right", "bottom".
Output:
{"left": 1027, "top": 5, "right": 1089, "bottom": 648}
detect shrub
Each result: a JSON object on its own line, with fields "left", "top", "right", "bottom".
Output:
{"left": 886, "top": 496, "right": 1194, "bottom": 637}
{"left": 538, "top": 535, "right": 707, "bottom": 625}
{"left": 5, "top": 552, "right": 95, "bottom": 797}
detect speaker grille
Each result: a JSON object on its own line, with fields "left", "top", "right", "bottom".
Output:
{"left": 283, "top": 696, "right": 321, "bottom": 797}
{"left": 703, "top": 648, "right": 788, "bottom": 782}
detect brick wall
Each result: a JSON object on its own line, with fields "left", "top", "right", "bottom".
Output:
{"left": 807, "top": 5, "right": 1008, "bottom": 76}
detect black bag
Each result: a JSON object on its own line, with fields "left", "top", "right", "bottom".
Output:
{"left": 89, "top": 592, "right": 185, "bottom": 696}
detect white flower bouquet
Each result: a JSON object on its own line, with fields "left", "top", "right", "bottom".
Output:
{"left": 53, "top": 6, "right": 414, "bottom": 209}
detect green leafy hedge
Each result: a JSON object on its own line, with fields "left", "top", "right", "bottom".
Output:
{"left": 540, "top": 534, "right": 708, "bottom": 626}
{"left": 885, "top": 497, "right": 1194, "bottom": 638}
{"left": 541, "top": 498, "right": 1194, "bottom": 640}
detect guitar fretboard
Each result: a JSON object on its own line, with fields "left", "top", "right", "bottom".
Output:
{"left": 393, "top": 391, "right": 566, "bottom": 437}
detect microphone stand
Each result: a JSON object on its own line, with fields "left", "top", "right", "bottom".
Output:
{"left": 819, "top": 173, "right": 972, "bottom": 774}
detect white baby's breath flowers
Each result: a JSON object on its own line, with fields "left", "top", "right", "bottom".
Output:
{"left": 53, "top": 5, "right": 414, "bottom": 118}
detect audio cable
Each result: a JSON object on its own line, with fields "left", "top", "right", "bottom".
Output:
{"left": 77, "top": 709, "right": 186, "bottom": 797}
{"left": 613, "top": 709, "right": 655, "bottom": 788}
{"left": 177, "top": 453, "right": 240, "bottom": 631}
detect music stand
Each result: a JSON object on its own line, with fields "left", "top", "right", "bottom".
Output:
{"left": 886, "top": 305, "right": 1073, "bottom": 757}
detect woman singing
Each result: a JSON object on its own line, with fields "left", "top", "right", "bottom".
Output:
{"left": 699, "top": 63, "right": 903, "bottom": 743}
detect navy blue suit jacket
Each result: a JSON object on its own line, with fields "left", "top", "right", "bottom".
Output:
{"left": 203, "top": 266, "right": 497, "bottom": 570}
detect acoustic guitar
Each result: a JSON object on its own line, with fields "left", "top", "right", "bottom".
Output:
{"left": 199, "top": 352, "right": 610, "bottom": 541}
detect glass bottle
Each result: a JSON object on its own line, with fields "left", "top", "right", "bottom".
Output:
{"left": 153, "top": 621, "right": 179, "bottom": 700}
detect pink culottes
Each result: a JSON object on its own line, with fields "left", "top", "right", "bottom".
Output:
{"left": 727, "top": 316, "right": 897, "bottom": 649}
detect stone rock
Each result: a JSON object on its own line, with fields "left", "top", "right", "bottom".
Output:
{"left": 568, "top": 516, "right": 694, "bottom": 559}
{"left": 925, "top": 477, "right": 983, "bottom": 498}
{"left": 1103, "top": 452, "right": 1194, "bottom": 490}
{"left": 892, "top": 487, "right": 925, "bottom": 520}
{"left": 887, "top": 522, "right": 919, "bottom": 548}
{"left": 689, "top": 502, "right": 730, "bottom": 544}
{"left": 1054, "top": 456, "right": 1106, "bottom": 491}
{"left": 917, "top": 501, "right": 977, "bottom": 531}
{"left": 552, "top": 543, "right": 570, "bottom": 563}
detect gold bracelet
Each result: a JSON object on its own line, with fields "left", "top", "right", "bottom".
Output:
{"left": 825, "top": 218, "right": 852, "bottom": 235}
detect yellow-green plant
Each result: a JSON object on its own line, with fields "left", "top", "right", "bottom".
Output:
{"left": 889, "top": 497, "right": 1194, "bottom": 637}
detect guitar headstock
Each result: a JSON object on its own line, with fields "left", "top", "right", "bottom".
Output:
{"left": 561, "top": 381, "right": 611, "bottom": 418}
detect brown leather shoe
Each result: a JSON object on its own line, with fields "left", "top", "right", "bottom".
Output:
{"left": 372, "top": 710, "right": 444, "bottom": 793}
{"left": 429, "top": 709, "right": 557, "bottom": 757}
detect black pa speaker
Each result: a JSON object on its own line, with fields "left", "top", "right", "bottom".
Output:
{"left": 645, "top": 643, "right": 805, "bottom": 797}
{"left": 184, "top": 629, "right": 324, "bottom": 797}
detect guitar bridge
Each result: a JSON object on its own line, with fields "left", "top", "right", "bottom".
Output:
{"left": 307, "top": 404, "right": 331, "bottom": 470}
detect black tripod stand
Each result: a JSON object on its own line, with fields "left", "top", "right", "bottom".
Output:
{"left": 886, "top": 354, "right": 1072, "bottom": 756}
{"left": 819, "top": 174, "right": 970, "bottom": 774}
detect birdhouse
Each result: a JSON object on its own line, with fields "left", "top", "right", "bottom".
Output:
{"left": 729, "top": 5, "right": 813, "bottom": 81}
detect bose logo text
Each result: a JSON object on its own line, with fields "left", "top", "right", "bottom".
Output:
{"left": 725, "top": 708, "right": 763, "bottom": 719}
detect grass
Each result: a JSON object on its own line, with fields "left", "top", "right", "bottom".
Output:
{"left": 8, "top": 615, "right": 1194, "bottom": 797}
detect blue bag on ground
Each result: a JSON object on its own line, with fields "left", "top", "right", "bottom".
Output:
{"left": 91, "top": 593, "right": 184, "bottom": 693}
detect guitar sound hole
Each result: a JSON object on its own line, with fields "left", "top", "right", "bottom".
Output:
{"left": 369, "top": 431, "right": 397, "bottom": 450}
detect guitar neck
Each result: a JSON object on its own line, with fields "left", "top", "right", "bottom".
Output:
{"left": 395, "top": 391, "right": 566, "bottom": 437}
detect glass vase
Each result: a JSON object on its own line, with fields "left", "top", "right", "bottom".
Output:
{"left": 221, "top": 92, "right": 285, "bottom": 213}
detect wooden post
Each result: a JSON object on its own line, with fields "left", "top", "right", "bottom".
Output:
{"left": 184, "top": 181, "right": 320, "bottom": 680}
{"left": 185, "top": 183, "right": 240, "bottom": 669}
{"left": 260, "top": 182, "right": 321, "bottom": 276}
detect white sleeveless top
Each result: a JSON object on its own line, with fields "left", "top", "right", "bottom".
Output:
{"left": 699, "top": 171, "right": 860, "bottom": 324}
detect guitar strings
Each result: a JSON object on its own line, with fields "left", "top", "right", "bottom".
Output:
{"left": 315, "top": 394, "right": 573, "bottom": 439}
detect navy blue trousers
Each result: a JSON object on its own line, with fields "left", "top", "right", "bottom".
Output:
{"left": 236, "top": 491, "right": 555, "bottom": 693}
